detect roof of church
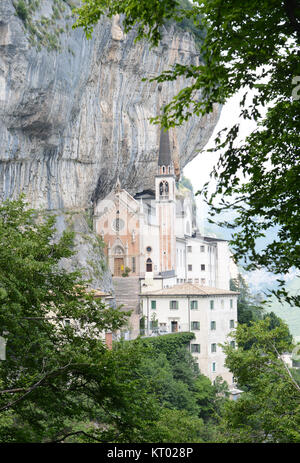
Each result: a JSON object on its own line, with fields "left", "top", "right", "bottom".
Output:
{"left": 134, "top": 189, "right": 155, "bottom": 199}
{"left": 158, "top": 128, "right": 171, "bottom": 166}
{"left": 140, "top": 283, "right": 239, "bottom": 296}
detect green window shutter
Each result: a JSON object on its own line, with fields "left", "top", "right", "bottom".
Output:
{"left": 191, "top": 344, "right": 200, "bottom": 353}
{"left": 151, "top": 300, "right": 156, "bottom": 310}
{"left": 170, "top": 300, "right": 178, "bottom": 309}
{"left": 191, "top": 300, "right": 198, "bottom": 310}
{"left": 191, "top": 321, "right": 200, "bottom": 330}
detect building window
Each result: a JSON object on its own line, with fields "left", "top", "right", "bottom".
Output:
{"left": 190, "top": 300, "right": 198, "bottom": 310}
{"left": 221, "top": 299, "right": 224, "bottom": 308}
{"left": 188, "top": 264, "right": 192, "bottom": 271}
{"left": 201, "top": 264, "right": 205, "bottom": 271}
{"left": 187, "top": 246, "right": 192, "bottom": 253}
{"left": 159, "top": 180, "right": 169, "bottom": 199}
{"left": 146, "top": 258, "right": 153, "bottom": 272}
{"left": 151, "top": 300, "right": 156, "bottom": 310}
{"left": 210, "top": 321, "right": 216, "bottom": 330}
{"left": 191, "top": 321, "right": 200, "bottom": 330}
{"left": 187, "top": 279, "right": 193, "bottom": 283}
{"left": 201, "top": 278, "right": 206, "bottom": 285}
{"left": 132, "top": 257, "right": 136, "bottom": 273}
{"left": 200, "top": 245, "right": 205, "bottom": 252}
{"left": 170, "top": 300, "right": 179, "bottom": 310}
{"left": 171, "top": 320, "right": 178, "bottom": 332}
{"left": 212, "top": 362, "right": 216, "bottom": 372}
{"left": 146, "top": 246, "right": 152, "bottom": 252}
{"left": 230, "top": 319, "right": 235, "bottom": 328}
{"left": 210, "top": 300, "right": 214, "bottom": 310}
{"left": 191, "top": 344, "right": 200, "bottom": 353}
{"left": 230, "top": 341, "right": 236, "bottom": 348}
{"left": 230, "top": 299, "right": 233, "bottom": 308}
{"left": 211, "top": 343, "right": 217, "bottom": 353}
{"left": 194, "top": 278, "right": 199, "bottom": 284}
{"left": 64, "top": 319, "right": 70, "bottom": 327}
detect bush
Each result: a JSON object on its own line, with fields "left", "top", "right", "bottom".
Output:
{"left": 15, "top": 0, "right": 29, "bottom": 22}
{"left": 122, "top": 267, "right": 131, "bottom": 277}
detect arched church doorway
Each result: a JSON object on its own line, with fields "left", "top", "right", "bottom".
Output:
{"left": 114, "top": 245, "right": 124, "bottom": 276}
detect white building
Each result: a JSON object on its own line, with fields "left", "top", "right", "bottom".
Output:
{"left": 140, "top": 283, "right": 238, "bottom": 385}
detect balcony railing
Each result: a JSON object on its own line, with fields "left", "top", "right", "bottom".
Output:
{"left": 112, "top": 324, "right": 191, "bottom": 341}
{"left": 140, "top": 323, "right": 190, "bottom": 338}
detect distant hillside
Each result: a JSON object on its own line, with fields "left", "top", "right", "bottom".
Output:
{"left": 265, "top": 277, "right": 300, "bottom": 343}
{"left": 198, "top": 209, "right": 300, "bottom": 342}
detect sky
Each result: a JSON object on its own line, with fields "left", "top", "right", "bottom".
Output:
{"left": 183, "top": 93, "right": 300, "bottom": 292}
{"left": 184, "top": 90, "right": 257, "bottom": 238}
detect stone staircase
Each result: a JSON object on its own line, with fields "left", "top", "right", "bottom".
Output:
{"left": 113, "top": 276, "right": 140, "bottom": 338}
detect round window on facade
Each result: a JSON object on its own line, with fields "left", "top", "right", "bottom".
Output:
{"left": 146, "top": 246, "right": 152, "bottom": 253}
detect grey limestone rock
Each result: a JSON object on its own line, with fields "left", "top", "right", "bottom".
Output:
{"left": 0, "top": 1, "right": 220, "bottom": 290}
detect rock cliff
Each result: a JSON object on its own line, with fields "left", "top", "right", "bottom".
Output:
{"left": 0, "top": 0, "right": 220, "bottom": 290}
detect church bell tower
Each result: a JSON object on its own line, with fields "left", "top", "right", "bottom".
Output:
{"left": 155, "top": 128, "right": 176, "bottom": 274}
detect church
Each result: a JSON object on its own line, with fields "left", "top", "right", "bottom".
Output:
{"left": 94, "top": 128, "right": 233, "bottom": 289}
{"left": 94, "top": 128, "right": 238, "bottom": 384}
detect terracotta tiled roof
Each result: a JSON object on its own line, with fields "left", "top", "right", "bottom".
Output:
{"left": 90, "top": 289, "right": 111, "bottom": 298}
{"left": 140, "top": 283, "right": 239, "bottom": 296}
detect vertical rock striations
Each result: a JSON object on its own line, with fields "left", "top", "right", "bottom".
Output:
{"left": 0, "top": 0, "right": 220, "bottom": 291}
{"left": 0, "top": 0, "right": 220, "bottom": 210}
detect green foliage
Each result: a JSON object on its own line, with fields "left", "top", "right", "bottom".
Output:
{"left": 219, "top": 317, "right": 300, "bottom": 442}
{"left": 178, "top": 175, "right": 194, "bottom": 194}
{"left": 123, "top": 337, "right": 224, "bottom": 440}
{"left": 262, "top": 311, "right": 294, "bottom": 345}
{"left": 15, "top": 0, "right": 29, "bottom": 22}
{"left": 0, "top": 197, "right": 225, "bottom": 442}
{"left": 14, "top": 0, "right": 75, "bottom": 52}
{"left": 73, "top": 0, "right": 300, "bottom": 308}
{"left": 148, "top": 408, "right": 205, "bottom": 443}
{"left": 137, "top": 352, "right": 199, "bottom": 415}
{"left": 140, "top": 331, "right": 195, "bottom": 360}
{"left": 168, "top": 0, "right": 205, "bottom": 50}
{"left": 121, "top": 266, "right": 131, "bottom": 277}
{"left": 0, "top": 197, "right": 141, "bottom": 442}
{"left": 230, "top": 274, "right": 262, "bottom": 325}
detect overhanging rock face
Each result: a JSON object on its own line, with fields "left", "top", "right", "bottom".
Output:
{"left": 0, "top": 1, "right": 220, "bottom": 292}
{"left": 0, "top": 1, "right": 220, "bottom": 211}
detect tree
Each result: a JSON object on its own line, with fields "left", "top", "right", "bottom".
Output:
{"left": 73, "top": 0, "right": 300, "bottom": 307}
{"left": 218, "top": 316, "right": 300, "bottom": 442}
{"left": 230, "top": 274, "right": 262, "bottom": 325}
{"left": 0, "top": 197, "right": 161, "bottom": 442}
{"left": 0, "top": 199, "right": 226, "bottom": 443}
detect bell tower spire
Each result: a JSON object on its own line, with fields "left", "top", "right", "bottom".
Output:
{"left": 158, "top": 128, "right": 174, "bottom": 175}
{"left": 155, "top": 125, "right": 176, "bottom": 274}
